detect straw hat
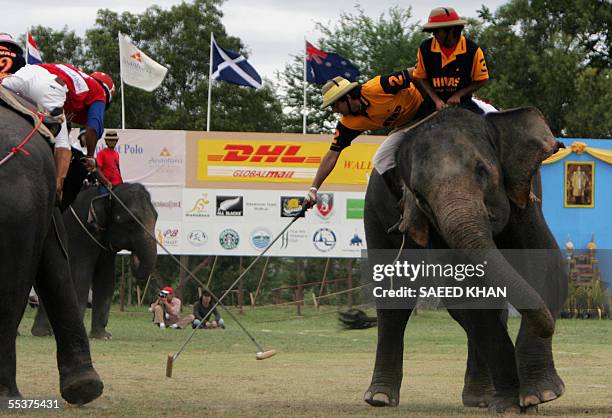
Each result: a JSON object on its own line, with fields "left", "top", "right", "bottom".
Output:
{"left": 104, "top": 130, "right": 119, "bottom": 141}
{"left": 422, "top": 7, "right": 467, "bottom": 32}
{"left": 320, "top": 76, "right": 358, "bottom": 110}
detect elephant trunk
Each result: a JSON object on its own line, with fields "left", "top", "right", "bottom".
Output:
{"left": 436, "top": 197, "right": 555, "bottom": 338}
{"left": 130, "top": 235, "right": 157, "bottom": 280}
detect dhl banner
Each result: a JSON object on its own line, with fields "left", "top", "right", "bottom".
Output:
{"left": 196, "top": 140, "right": 379, "bottom": 185}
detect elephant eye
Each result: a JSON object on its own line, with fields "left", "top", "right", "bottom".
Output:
{"left": 475, "top": 161, "right": 489, "bottom": 181}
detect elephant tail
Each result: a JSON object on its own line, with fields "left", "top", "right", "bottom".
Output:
{"left": 338, "top": 309, "right": 377, "bottom": 330}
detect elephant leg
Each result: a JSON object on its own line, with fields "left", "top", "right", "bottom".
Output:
{"left": 448, "top": 309, "right": 520, "bottom": 413}
{"left": 31, "top": 288, "right": 53, "bottom": 337}
{"left": 515, "top": 319, "right": 565, "bottom": 407}
{"left": 461, "top": 337, "right": 495, "bottom": 408}
{"left": 363, "top": 308, "right": 412, "bottom": 407}
{"left": 90, "top": 252, "right": 116, "bottom": 339}
{"left": 34, "top": 210, "right": 103, "bottom": 405}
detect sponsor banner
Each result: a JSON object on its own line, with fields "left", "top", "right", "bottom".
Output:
{"left": 346, "top": 198, "right": 365, "bottom": 219}
{"left": 196, "top": 139, "right": 379, "bottom": 186}
{"left": 99, "top": 130, "right": 185, "bottom": 186}
{"left": 147, "top": 186, "right": 183, "bottom": 221}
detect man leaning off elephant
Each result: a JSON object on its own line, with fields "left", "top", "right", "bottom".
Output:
{"left": 149, "top": 287, "right": 194, "bottom": 329}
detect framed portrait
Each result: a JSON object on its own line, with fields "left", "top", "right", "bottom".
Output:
{"left": 564, "top": 161, "right": 594, "bottom": 208}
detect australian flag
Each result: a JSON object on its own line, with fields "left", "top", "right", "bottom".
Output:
{"left": 211, "top": 34, "right": 262, "bottom": 89}
{"left": 306, "top": 41, "right": 359, "bottom": 85}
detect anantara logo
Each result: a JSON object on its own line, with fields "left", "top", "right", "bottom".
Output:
{"left": 208, "top": 144, "right": 321, "bottom": 164}
{"left": 130, "top": 52, "right": 142, "bottom": 62}
{"left": 216, "top": 196, "right": 243, "bottom": 216}
{"left": 186, "top": 194, "right": 210, "bottom": 218}
{"left": 160, "top": 147, "right": 171, "bottom": 157}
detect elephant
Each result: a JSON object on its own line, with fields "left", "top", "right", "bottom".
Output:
{"left": 32, "top": 182, "right": 158, "bottom": 339}
{"left": 0, "top": 105, "right": 103, "bottom": 404}
{"left": 362, "top": 107, "right": 567, "bottom": 412}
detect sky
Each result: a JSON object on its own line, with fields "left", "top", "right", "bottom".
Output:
{"left": 2, "top": 0, "right": 508, "bottom": 79}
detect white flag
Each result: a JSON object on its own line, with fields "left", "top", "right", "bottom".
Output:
{"left": 118, "top": 32, "right": 168, "bottom": 92}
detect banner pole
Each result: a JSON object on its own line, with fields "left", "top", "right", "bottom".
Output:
{"left": 207, "top": 32, "right": 214, "bottom": 132}
{"left": 303, "top": 38, "right": 307, "bottom": 134}
{"left": 119, "top": 32, "right": 126, "bottom": 130}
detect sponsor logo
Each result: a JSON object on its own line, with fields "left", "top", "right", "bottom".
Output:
{"left": 343, "top": 160, "right": 373, "bottom": 170}
{"left": 156, "top": 228, "right": 179, "bottom": 246}
{"left": 245, "top": 201, "right": 276, "bottom": 213}
{"left": 186, "top": 194, "right": 211, "bottom": 218}
{"left": 208, "top": 144, "right": 321, "bottom": 164}
{"left": 350, "top": 233, "right": 363, "bottom": 246}
{"left": 432, "top": 76, "right": 461, "bottom": 89}
{"left": 250, "top": 228, "right": 272, "bottom": 250}
{"left": 130, "top": 52, "right": 142, "bottom": 62}
{"left": 313, "top": 228, "right": 337, "bottom": 252}
{"left": 153, "top": 200, "right": 181, "bottom": 210}
{"left": 147, "top": 147, "right": 184, "bottom": 168}
{"left": 279, "top": 228, "right": 308, "bottom": 249}
{"left": 316, "top": 193, "right": 334, "bottom": 219}
{"left": 346, "top": 198, "right": 365, "bottom": 219}
{"left": 219, "top": 229, "right": 240, "bottom": 250}
{"left": 187, "top": 230, "right": 208, "bottom": 247}
{"left": 281, "top": 196, "right": 305, "bottom": 217}
{"left": 216, "top": 196, "right": 243, "bottom": 216}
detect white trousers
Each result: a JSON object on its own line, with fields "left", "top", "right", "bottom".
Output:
{"left": 372, "top": 98, "right": 498, "bottom": 175}
{"left": 2, "top": 65, "right": 70, "bottom": 149}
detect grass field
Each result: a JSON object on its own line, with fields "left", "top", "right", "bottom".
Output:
{"left": 11, "top": 305, "right": 612, "bottom": 417}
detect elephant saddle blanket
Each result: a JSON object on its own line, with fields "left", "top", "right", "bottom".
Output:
{"left": 0, "top": 85, "right": 56, "bottom": 141}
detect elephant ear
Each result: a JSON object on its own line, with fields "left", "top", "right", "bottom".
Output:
{"left": 89, "top": 195, "right": 110, "bottom": 230}
{"left": 486, "top": 107, "right": 559, "bottom": 209}
{"left": 398, "top": 184, "right": 429, "bottom": 247}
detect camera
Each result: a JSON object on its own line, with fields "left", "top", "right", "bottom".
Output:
{"left": 159, "top": 292, "right": 166, "bottom": 298}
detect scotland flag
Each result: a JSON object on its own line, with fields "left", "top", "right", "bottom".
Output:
{"left": 306, "top": 41, "right": 359, "bottom": 85}
{"left": 26, "top": 33, "right": 43, "bottom": 65}
{"left": 211, "top": 35, "right": 262, "bottom": 89}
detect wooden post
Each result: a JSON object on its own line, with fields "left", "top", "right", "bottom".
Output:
{"left": 238, "top": 257, "right": 244, "bottom": 314}
{"left": 249, "top": 292, "right": 255, "bottom": 309}
{"left": 253, "top": 257, "right": 270, "bottom": 306}
{"left": 206, "top": 256, "right": 218, "bottom": 289}
{"left": 127, "top": 273, "right": 132, "bottom": 306}
{"left": 136, "top": 286, "right": 141, "bottom": 307}
{"left": 120, "top": 255, "right": 125, "bottom": 312}
{"left": 296, "top": 258, "right": 304, "bottom": 315}
{"left": 347, "top": 259, "right": 354, "bottom": 309}
{"left": 317, "top": 258, "right": 331, "bottom": 310}
{"left": 139, "top": 274, "right": 152, "bottom": 306}
{"left": 312, "top": 291, "right": 318, "bottom": 310}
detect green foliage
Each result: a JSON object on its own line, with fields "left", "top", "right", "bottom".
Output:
{"left": 27, "top": 26, "right": 88, "bottom": 68}
{"left": 476, "top": 0, "right": 612, "bottom": 137}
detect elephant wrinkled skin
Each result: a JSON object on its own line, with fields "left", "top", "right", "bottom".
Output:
{"left": 0, "top": 106, "right": 102, "bottom": 404}
{"left": 363, "top": 107, "right": 567, "bottom": 412}
{"left": 32, "top": 183, "right": 158, "bottom": 339}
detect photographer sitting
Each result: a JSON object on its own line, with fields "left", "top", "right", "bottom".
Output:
{"left": 149, "top": 286, "right": 194, "bottom": 329}
{"left": 192, "top": 290, "right": 225, "bottom": 329}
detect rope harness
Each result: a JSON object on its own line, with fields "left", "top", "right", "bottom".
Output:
{"left": 0, "top": 111, "right": 44, "bottom": 167}
{"left": 68, "top": 205, "right": 110, "bottom": 252}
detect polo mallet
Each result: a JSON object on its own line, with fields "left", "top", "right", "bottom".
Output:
{"left": 165, "top": 207, "right": 307, "bottom": 377}
{"left": 104, "top": 186, "right": 298, "bottom": 373}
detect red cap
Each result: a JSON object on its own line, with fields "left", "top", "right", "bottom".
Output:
{"left": 162, "top": 286, "right": 174, "bottom": 294}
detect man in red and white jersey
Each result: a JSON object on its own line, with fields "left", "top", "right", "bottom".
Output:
{"left": 1, "top": 63, "right": 115, "bottom": 198}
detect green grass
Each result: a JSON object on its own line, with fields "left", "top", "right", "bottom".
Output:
{"left": 11, "top": 306, "right": 612, "bottom": 416}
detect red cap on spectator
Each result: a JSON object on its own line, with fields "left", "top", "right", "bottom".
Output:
{"left": 162, "top": 286, "right": 174, "bottom": 294}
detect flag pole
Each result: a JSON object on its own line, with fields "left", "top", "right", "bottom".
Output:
{"left": 303, "top": 38, "right": 307, "bottom": 134}
{"left": 119, "top": 32, "right": 126, "bottom": 130}
{"left": 206, "top": 32, "right": 214, "bottom": 132}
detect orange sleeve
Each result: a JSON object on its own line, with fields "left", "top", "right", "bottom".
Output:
{"left": 472, "top": 47, "right": 489, "bottom": 81}
{"left": 412, "top": 49, "right": 428, "bottom": 80}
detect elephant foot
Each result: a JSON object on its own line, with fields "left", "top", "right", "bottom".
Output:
{"left": 60, "top": 368, "right": 103, "bottom": 405}
{"left": 31, "top": 325, "right": 53, "bottom": 337}
{"left": 462, "top": 382, "right": 495, "bottom": 408}
{"left": 520, "top": 372, "right": 565, "bottom": 408}
{"left": 89, "top": 329, "right": 112, "bottom": 340}
{"left": 363, "top": 383, "right": 400, "bottom": 407}
{"left": 488, "top": 393, "right": 521, "bottom": 414}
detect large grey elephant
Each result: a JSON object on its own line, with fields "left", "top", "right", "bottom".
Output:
{"left": 0, "top": 106, "right": 102, "bottom": 404}
{"left": 363, "top": 107, "right": 567, "bottom": 412}
{"left": 32, "top": 183, "right": 158, "bottom": 339}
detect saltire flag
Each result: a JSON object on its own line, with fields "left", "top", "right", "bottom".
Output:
{"left": 211, "top": 34, "right": 262, "bottom": 89}
{"left": 26, "top": 33, "right": 43, "bottom": 65}
{"left": 118, "top": 32, "right": 168, "bottom": 92}
{"left": 306, "top": 41, "right": 359, "bottom": 84}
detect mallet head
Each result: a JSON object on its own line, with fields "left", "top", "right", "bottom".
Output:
{"left": 255, "top": 349, "right": 277, "bottom": 360}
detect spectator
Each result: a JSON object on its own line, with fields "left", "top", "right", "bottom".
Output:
{"left": 192, "top": 290, "right": 225, "bottom": 329}
{"left": 95, "top": 130, "right": 123, "bottom": 193}
{"left": 149, "top": 287, "right": 194, "bottom": 329}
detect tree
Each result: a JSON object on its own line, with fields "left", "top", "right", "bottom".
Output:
{"left": 476, "top": 0, "right": 612, "bottom": 137}
{"left": 279, "top": 5, "right": 427, "bottom": 135}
